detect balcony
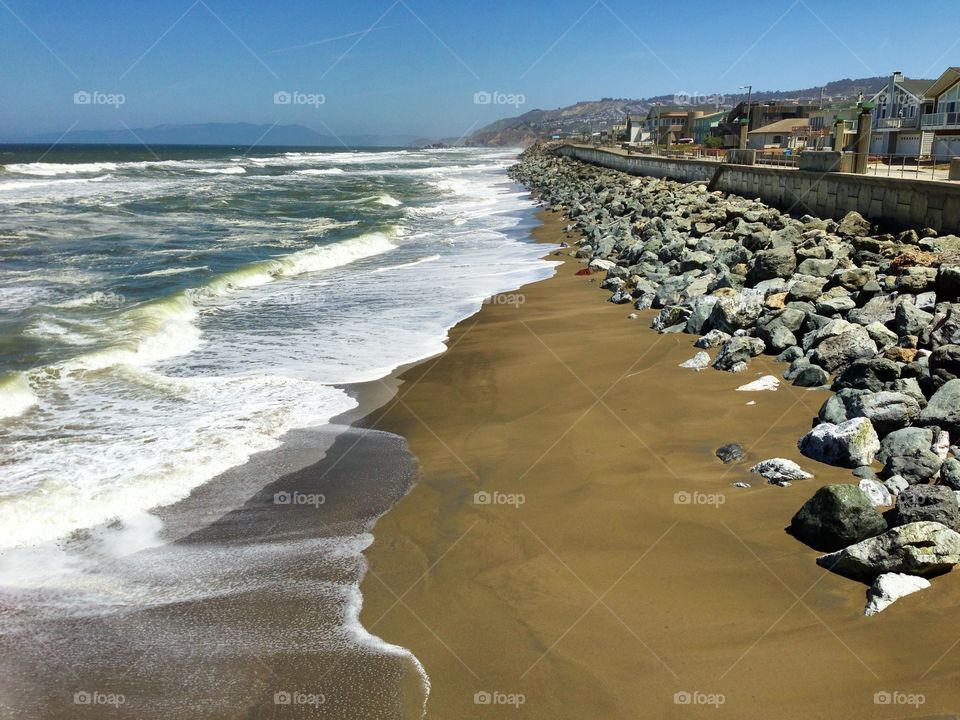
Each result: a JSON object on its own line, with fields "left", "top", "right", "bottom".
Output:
{"left": 922, "top": 112, "right": 960, "bottom": 129}
{"left": 873, "top": 116, "right": 920, "bottom": 130}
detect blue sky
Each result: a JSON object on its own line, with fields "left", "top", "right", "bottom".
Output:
{"left": 0, "top": 0, "right": 957, "bottom": 140}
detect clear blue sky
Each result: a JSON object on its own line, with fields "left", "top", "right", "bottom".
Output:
{"left": 0, "top": 0, "right": 956, "bottom": 140}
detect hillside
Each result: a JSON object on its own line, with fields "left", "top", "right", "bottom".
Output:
{"left": 466, "top": 75, "right": 892, "bottom": 146}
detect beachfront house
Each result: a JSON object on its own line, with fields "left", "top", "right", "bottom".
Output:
{"left": 868, "top": 71, "right": 936, "bottom": 157}
{"left": 721, "top": 101, "right": 815, "bottom": 148}
{"left": 921, "top": 66, "right": 960, "bottom": 162}
{"left": 747, "top": 117, "right": 811, "bottom": 150}
{"left": 693, "top": 110, "right": 725, "bottom": 145}
{"left": 809, "top": 104, "right": 860, "bottom": 150}
{"left": 644, "top": 106, "right": 713, "bottom": 144}
{"left": 625, "top": 116, "right": 645, "bottom": 144}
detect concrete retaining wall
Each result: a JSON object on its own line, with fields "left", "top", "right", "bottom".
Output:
{"left": 558, "top": 144, "right": 960, "bottom": 235}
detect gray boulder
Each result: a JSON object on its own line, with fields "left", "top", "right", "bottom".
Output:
{"left": 747, "top": 246, "right": 797, "bottom": 285}
{"left": 896, "top": 484, "right": 960, "bottom": 529}
{"left": 940, "top": 458, "right": 960, "bottom": 490}
{"left": 750, "top": 458, "right": 813, "bottom": 485}
{"left": 893, "top": 299, "right": 934, "bottom": 338}
{"left": 716, "top": 443, "right": 745, "bottom": 464}
{"left": 798, "top": 416, "right": 881, "bottom": 468}
{"left": 919, "top": 379, "right": 960, "bottom": 434}
{"left": 810, "top": 326, "right": 878, "bottom": 373}
{"left": 817, "top": 521, "right": 960, "bottom": 581}
{"left": 930, "top": 345, "right": 960, "bottom": 385}
{"left": 793, "top": 364, "right": 831, "bottom": 387}
{"left": 713, "top": 336, "right": 765, "bottom": 372}
{"left": 837, "top": 211, "right": 871, "bottom": 237}
{"left": 847, "top": 391, "right": 921, "bottom": 436}
{"left": 791, "top": 484, "right": 888, "bottom": 551}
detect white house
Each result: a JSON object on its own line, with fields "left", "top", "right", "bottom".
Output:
{"left": 922, "top": 67, "right": 960, "bottom": 162}
{"left": 868, "top": 71, "right": 935, "bottom": 157}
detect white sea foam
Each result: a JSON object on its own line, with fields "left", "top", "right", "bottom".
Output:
{"left": 373, "top": 254, "right": 441, "bottom": 273}
{"left": 195, "top": 166, "right": 247, "bottom": 175}
{"left": 3, "top": 161, "right": 119, "bottom": 176}
{"left": 0, "top": 373, "right": 38, "bottom": 419}
{"left": 133, "top": 265, "right": 210, "bottom": 278}
{"left": 375, "top": 194, "right": 403, "bottom": 207}
{"left": 294, "top": 168, "right": 346, "bottom": 176}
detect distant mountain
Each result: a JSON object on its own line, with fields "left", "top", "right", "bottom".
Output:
{"left": 466, "top": 76, "right": 893, "bottom": 146}
{"left": 13, "top": 123, "right": 420, "bottom": 148}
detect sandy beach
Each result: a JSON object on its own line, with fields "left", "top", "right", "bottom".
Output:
{"left": 360, "top": 209, "right": 960, "bottom": 719}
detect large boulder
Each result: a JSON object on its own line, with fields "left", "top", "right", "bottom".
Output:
{"left": 746, "top": 246, "right": 797, "bottom": 286}
{"left": 810, "top": 326, "right": 878, "bottom": 373}
{"left": 895, "top": 485, "right": 960, "bottom": 528}
{"left": 713, "top": 336, "right": 765, "bottom": 372}
{"left": 929, "top": 345, "right": 960, "bottom": 385}
{"left": 705, "top": 291, "right": 764, "bottom": 334}
{"left": 847, "top": 391, "right": 921, "bottom": 436}
{"left": 878, "top": 426, "right": 943, "bottom": 484}
{"left": 798, "top": 417, "right": 881, "bottom": 468}
{"left": 941, "top": 458, "right": 960, "bottom": 491}
{"left": 893, "top": 299, "right": 934, "bottom": 338}
{"left": 837, "top": 211, "right": 871, "bottom": 237}
{"left": 919, "top": 379, "right": 960, "bottom": 435}
{"left": 817, "top": 521, "right": 960, "bottom": 581}
{"left": 791, "top": 484, "right": 888, "bottom": 551}
{"left": 750, "top": 458, "right": 814, "bottom": 485}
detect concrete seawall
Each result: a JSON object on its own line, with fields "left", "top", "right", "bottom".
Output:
{"left": 558, "top": 145, "right": 960, "bottom": 235}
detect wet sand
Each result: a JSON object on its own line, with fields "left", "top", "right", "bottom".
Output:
{"left": 360, "top": 209, "right": 960, "bottom": 719}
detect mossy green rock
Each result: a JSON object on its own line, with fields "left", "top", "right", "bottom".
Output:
{"left": 791, "top": 484, "right": 889, "bottom": 551}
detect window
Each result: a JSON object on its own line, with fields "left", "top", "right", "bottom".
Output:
{"left": 772, "top": 135, "right": 783, "bottom": 144}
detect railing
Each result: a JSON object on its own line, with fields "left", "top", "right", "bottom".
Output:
{"left": 755, "top": 150, "right": 799, "bottom": 168}
{"left": 873, "top": 116, "right": 920, "bottom": 130}
{"left": 864, "top": 153, "right": 957, "bottom": 181}
{"left": 922, "top": 112, "right": 960, "bottom": 128}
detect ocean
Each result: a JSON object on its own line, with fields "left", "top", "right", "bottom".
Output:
{"left": 0, "top": 144, "right": 556, "bottom": 718}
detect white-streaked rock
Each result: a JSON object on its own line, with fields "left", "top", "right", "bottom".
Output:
{"left": 750, "top": 458, "right": 814, "bottom": 484}
{"left": 859, "top": 478, "right": 892, "bottom": 507}
{"left": 864, "top": 573, "right": 931, "bottom": 616}
{"left": 736, "top": 375, "right": 780, "bottom": 392}
{"left": 679, "top": 351, "right": 711, "bottom": 370}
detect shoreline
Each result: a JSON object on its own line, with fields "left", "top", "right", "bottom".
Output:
{"left": 358, "top": 208, "right": 960, "bottom": 718}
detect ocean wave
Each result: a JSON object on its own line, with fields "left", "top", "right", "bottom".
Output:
{"left": 0, "top": 372, "right": 38, "bottom": 419}
{"left": 373, "top": 254, "right": 441, "bottom": 273}
{"left": 195, "top": 166, "right": 247, "bottom": 175}
{"left": 375, "top": 194, "right": 403, "bottom": 207}
{"left": 3, "top": 161, "right": 119, "bottom": 176}
{"left": 294, "top": 168, "right": 346, "bottom": 176}
{"left": 133, "top": 265, "right": 210, "bottom": 279}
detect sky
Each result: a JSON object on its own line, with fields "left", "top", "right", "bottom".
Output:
{"left": 0, "top": 0, "right": 957, "bottom": 141}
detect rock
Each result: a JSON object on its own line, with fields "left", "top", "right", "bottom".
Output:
{"left": 837, "top": 267, "right": 875, "bottom": 291}
{"left": 733, "top": 481, "right": 751, "bottom": 489}
{"left": 929, "top": 306, "right": 960, "bottom": 346}
{"left": 893, "top": 300, "right": 934, "bottom": 338}
{"left": 847, "top": 391, "right": 921, "bottom": 436}
{"left": 864, "top": 573, "right": 931, "bottom": 616}
{"left": 837, "top": 211, "right": 871, "bottom": 237}
{"left": 936, "top": 265, "right": 960, "bottom": 300}
{"left": 810, "top": 326, "right": 878, "bottom": 373}
{"left": 705, "top": 291, "right": 764, "bottom": 334}
{"left": 713, "top": 336, "right": 765, "bottom": 372}
{"left": 896, "top": 484, "right": 959, "bottom": 528}
{"left": 588, "top": 258, "right": 616, "bottom": 272}
{"left": 679, "top": 351, "right": 711, "bottom": 370}
{"left": 791, "top": 484, "right": 889, "bottom": 551}
{"left": 792, "top": 364, "right": 830, "bottom": 387}
{"left": 694, "top": 329, "right": 731, "bottom": 349}
{"left": 877, "top": 426, "right": 943, "bottom": 484}
{"left": 746, "top": 246, "right": 797, "bottom": 285}
{"left": 817, "top": 388, "right": 868, "bottom": 424}
{"left": 797, "top": 258, "right": 838, "bottom": 278}
{"left": 884, "top": 475, "right": 910, "bottom": 495}
{"left": 815, "top": 295, "right": 856, "bottom": 316}
{"left": 736, "top": 375, "right": 780, "bottom": 392}
{"left": 853, "top": 466, "right": 878, "bottom": 480}
{"left": 716, "top": 443, "right": 745, "bottom": 464}
{"left": 859, "top": 478, "right": 893, "bottom": 507}
{"left": 848, "top": 295, "right": 897, "bottom": 327}
{"left": 798, "top": 416, "right": 881, "bottom": 468}
{"left": 929, "top": 345, "right": 960, "bottom": 385}
{"left": 940, "top": 458, "right": 960, "bottom": 491}
{"left": 919, "top": 379, "right": 960, "bottom": 434}
{"left": 896, "top": 266, "right": 938, "bottom": 293}
{"left": 750, "top": 458, "right": 814, "bottom": 485}
{"left": 816, "top": 521, "right": 960, "bottom": 581}
{"left": 865, "top": 322, "right": 898, "bottom": 350}
{"left": 832, "top": 358, "right": 901, "bottom": 392}
{"left": 776, "top": 346, "right": 804, "bottom": 363}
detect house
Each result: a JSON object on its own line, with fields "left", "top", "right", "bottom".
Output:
{"left": 644, "top": 106, "right": 714, "bottom": 144}
{"left": 721, "top": 101, "right": 815, "bottom": 148}
{"left": 809, "top": 104, "right": 860, "bottom": 150}
{"left": 921, "top": 67, "right": 960, "bottom": 162}
{"left": 625, "top": 116, "right": 645, "bottom": 144}
{"left": 692, "top": 110, "right": 726, "bottom": 145}
{"left": 868, "top": 71, "right": 936, "bottom": 157}
{"left": 748, "top": 117, "right": 811, "bottom": 150}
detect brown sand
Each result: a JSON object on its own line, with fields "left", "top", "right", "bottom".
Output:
{"left": 359, "top": 210, "right": 960, "bottom": 719}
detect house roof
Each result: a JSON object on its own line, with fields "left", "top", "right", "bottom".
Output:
{"left": 870, "top": 77, "right": 938, "bottom": 102}
{"left": 925, "top": 67, "right": 960, "bottom": 99}
{"left": 749, "top": 117, "right": 811, "bottom": 135}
